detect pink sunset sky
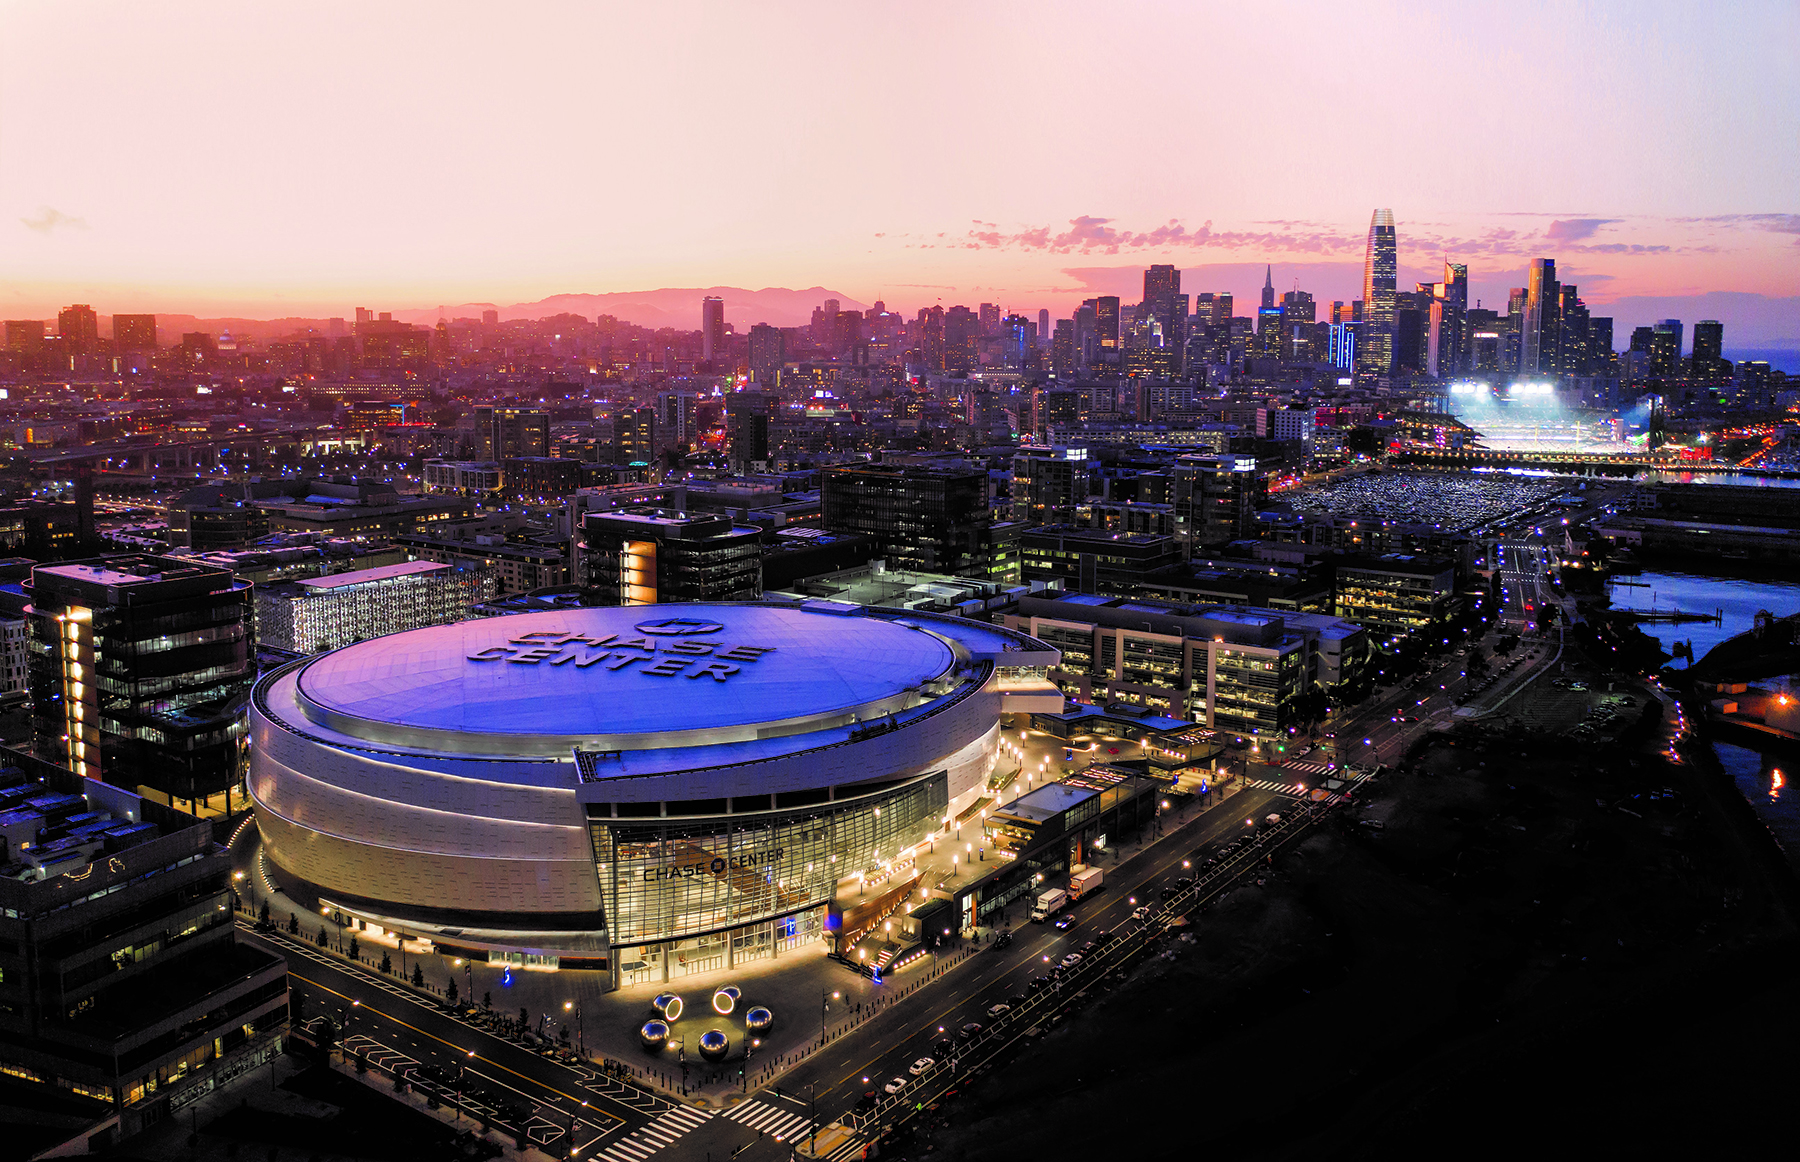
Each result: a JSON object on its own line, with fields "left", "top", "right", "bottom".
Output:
{"left": 3, "top": 1, "right": 1796, "bottom": 342}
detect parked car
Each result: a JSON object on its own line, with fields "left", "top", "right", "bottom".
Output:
{"left": 958, "top": 1022, "right": 985, "bottom": 1041}
{"left": 909, "top": 1056, "right": 935, "bottom": 1076}
{"left": 986, "top": 1003, "right": 1011, "bottom": 1018}
{"left": 884, "top": 1077, "right": 909, "bottom": 1095}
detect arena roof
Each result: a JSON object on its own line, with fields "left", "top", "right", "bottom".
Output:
{"left": 291, "top": 602, "right": 959, "bottom": 743}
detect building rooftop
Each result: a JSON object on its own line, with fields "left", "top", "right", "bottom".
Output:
{"left": 293, "top": 560, "right": 452, "bottom": 591}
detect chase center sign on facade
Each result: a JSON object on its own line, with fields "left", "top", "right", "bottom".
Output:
{"left": 248, "top": 601, "right": 1061, "bottom": 983}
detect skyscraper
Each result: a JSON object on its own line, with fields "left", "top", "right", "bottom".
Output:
{"left": 57, "top": 304, "right": 98, "bottom": 354}
{"left": 1691, "top": 320, "right": 1725, "bottom": 380}
{"left": 1095, "top": 296, "right": 1121, "bottom": 352}
{"left": 1650, "top": 319, "right": 1684, "bottom": 379}
{"left": 1143, "top": 265, "right": 1184, "bottom": 374}
{"left": 1039, "top": 308, "right": 1050, "bottom": 344}
{"left": 979, "top": 303, "right": 1001, "bottom": 336}
{"left": 944, "top": 306, "right": 980, "bottom": 372}
{"left": 1358, "top": 210, "right": 1397, "bottom": 378}
{"left": 747, "top": 322, "right": 785, "bottom": 386}
{"left": 1260, "top": 265, "right": 1275, "bottom": 311}
{"left": 112, "top": 313, "right": 157, "bottom": 350}
{"left": 1520, "top": 259, "right": 1561, "bottom": 376}
{"left": 1426, "top": 262, "right": 1467, "bottom": 378}
{"left": 701, "top": 296, "right": 726, "bottom": 362}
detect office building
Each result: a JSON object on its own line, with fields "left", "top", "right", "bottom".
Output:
{"left": 944, "top": 306, "right": 980, "bottom": 373}
{"left": 476, "top": 407, "right": 551, "bottom": 461}
{"left": 580, "top": 509, "right": 762, "bottom": 605}
{"left": 1650, "top": 319, "right": 1684, "bottom": 379}
{"left": 1018, "top": 527, "right": 1182, "bottom": 594}
{"left": 26, "top": 557, "right": 254, "bottom": 810}
{"left": 57, "top": 305, "right": 99, "bottom": 355}
{"left": 656, "top": 391, "right": 698, "bottom": 455}
{"left": 1001, "top": 591, "right": 1368, "bottom": 732}
{"left": 1095, "top": 297, "right": 1121, "bottom": 354}
{"left": 727, "top": 393, "right": 771, "bottom": 469}
{"left": 701, "top": 296, "right": 726, "bottom": 363}
{"left": 1691, "top": 320, "right": 1725, "bottom": 380}
{"left": 112, "top": 314, "right": 157, "bottom": 351}
{"left": 1332, "top": 554, "right": 1456, "bottom": 644}
{"left": 613, "top": 406, "right": 656, "bottom": 465}
{"left": 747, "top": 323, "right": 785, "bottom": 387}
{"left": 255, "top": 560, "right": 497, "bottom": 654}
{"left": 1520, "top": 259, "right": 1560, "bottom": 375}
{"left": 0, "top": 767, "right": 288, "bottom": 1141}
{"left": 1358, "top": 209, "right": 1397, "bottom": 378}
{"left": 1172, "top": 454, "right": 1267, "bottom": 551}
{"left": 821, "top": 463, "right": 994, "bottom": 576}
{"left": 1011, "top": 446, "right": 1090, "bottom": 524}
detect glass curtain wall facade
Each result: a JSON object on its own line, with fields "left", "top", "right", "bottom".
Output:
{"left": 590, "top": 772, "right": 948, "bottom": 964}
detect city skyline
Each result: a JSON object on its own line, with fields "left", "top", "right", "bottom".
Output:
{"left": 2, "top": 2, "right": 1796, "bottom": 343}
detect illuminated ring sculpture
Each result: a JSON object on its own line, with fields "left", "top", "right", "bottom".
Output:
{"left": 745, "top": 1007, "right": 773, "bottom": 1032}
{"left": 652, "top": 993, "right": 684, "bottom": 1021}
{"left": 639, "top": 1020, "right": 670, "bottom": 1050}
{"left": 699, "top": 1029, "right": 729, "bottom": 1060}
{"left": 712, "top": 986, "right": 741, "bottom": 1015}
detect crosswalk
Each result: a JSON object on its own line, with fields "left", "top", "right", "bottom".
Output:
{"left": 724, "top": 1098, "right": 817, "bottom": 1142}
{"left": 1274, "top": 760, "right": 1335, "bottom": 776}
{"left": 1242, "top": 777, "right": 1308, "bottom": 794}
{"left": 592, "top": 1105, "right": 714, "bottom": 1161}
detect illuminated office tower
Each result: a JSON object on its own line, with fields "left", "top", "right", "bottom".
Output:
{"left": 979, "top": 303, "right": 1001, "bottom": 336}
{"left": 1691, "top": 320, "right": 1725, "bottom": 380}
{"left": 944, "top": 306, "right": 980, "bottom": 372}
{"left": 1143, "top": 265, "right": 1185, "bottom": 374}
{"left": 656, "top": 390, "right": 698, "bottom": 454}
{"left": 1051, "top": 319, "right": 1076, "bottom": 378}
{"left": 1649, "top": 320, "right": 1684, "bottom": 379}
{"left": 1095, "top": 296, "right": 1121, "bottom": 353}
{"left": 1520, "top": 259, "right": 1560, "bottom": 375}
{"left": 1426, "top": 262, "right": 1467, "bottom": 377}
{"left": 27, "top": 556, "right": 253, "bottom": 803}
{"left": 1039, "top": 309, "right": 1050, "bottom": 344}
{"left": 1358, "top": 210, "right": 1397, "bottom": 378}
{"left": 112, "top": 313, "right": 157, "bottom": 351}
{"left": 701, "top": 296, "right": 726, "bottom": 362}
{"left": 57, "top": 305, "right": 99, "bottom": 354}
{"left": 1280, "top": 290, "right": 1315, "bottom": 362}
{"left": 747, "top": 322, "right": 785, "bottom": 386}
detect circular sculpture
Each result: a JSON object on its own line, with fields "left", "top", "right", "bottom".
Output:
{"left": 712, "top": 985, "right": 741, "bottom": 1015}
{"left": 699, "top": 1029, "right": 729, "bottom": 1060}
{"left": 746, "top": 1006, "right": 773, "bottom": 1032}
{"left": 639, "top": 1020, "right": 670, "bottom": 1050}
{"left": 652, "top": 993, "right": 684, "bottom": 1021}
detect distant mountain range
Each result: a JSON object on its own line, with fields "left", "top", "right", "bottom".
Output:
{"left": 108, "top": 287, "right": 868, "bottom": 345}
{"left": 389, "top": 286, "right": 868, "bottom": 331}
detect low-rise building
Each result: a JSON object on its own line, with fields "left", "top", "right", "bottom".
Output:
{"left": 255, "top": 560, "right": 496, "bottom": 654}
{"left": 1331, "top": 554, "right": 1457, "bottom": 645}
{"left": 580, "top": 508, "right": 762, "bottom": 605}
{"left": 1000, "top": 591, "right": 1368, "bottom": 735}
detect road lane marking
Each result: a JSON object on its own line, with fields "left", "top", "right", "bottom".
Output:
{"left": 290, "top": 971, "right": 625, "bottom": 1130}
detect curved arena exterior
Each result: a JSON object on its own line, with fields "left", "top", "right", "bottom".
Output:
{"left": 248, "top": 600, "right": 1058, "bottom": 978}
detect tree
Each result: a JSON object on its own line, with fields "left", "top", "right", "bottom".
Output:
{"left": 380, "top": 951, "right": 392, "bottom": 975}
{"left": 412, "top": 963, "right": 425, "bottom": 988}
{"left": 317, "top": 926, "right": 329, "bottom": 947}
{"left": 348, "top": 936, "right": 360, "bottom": 962}
{"left": 258, "top": 900, "right": 271, "bottom": 927}
{"left": 288, "top": 912, "right": 300, "bottom": 934}
{"left": 447, "top": 977, "right": 459, "bottom": 1005}
{"left": 484, "top": 992, "right": 492, "bottom": 1010}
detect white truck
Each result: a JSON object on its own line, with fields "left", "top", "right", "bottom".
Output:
{"left": 1030, "top": 887, "right": 1069, "bottom": 923}
{"left": 1068, "top": 864, "right": 1104, "bottom": 901}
